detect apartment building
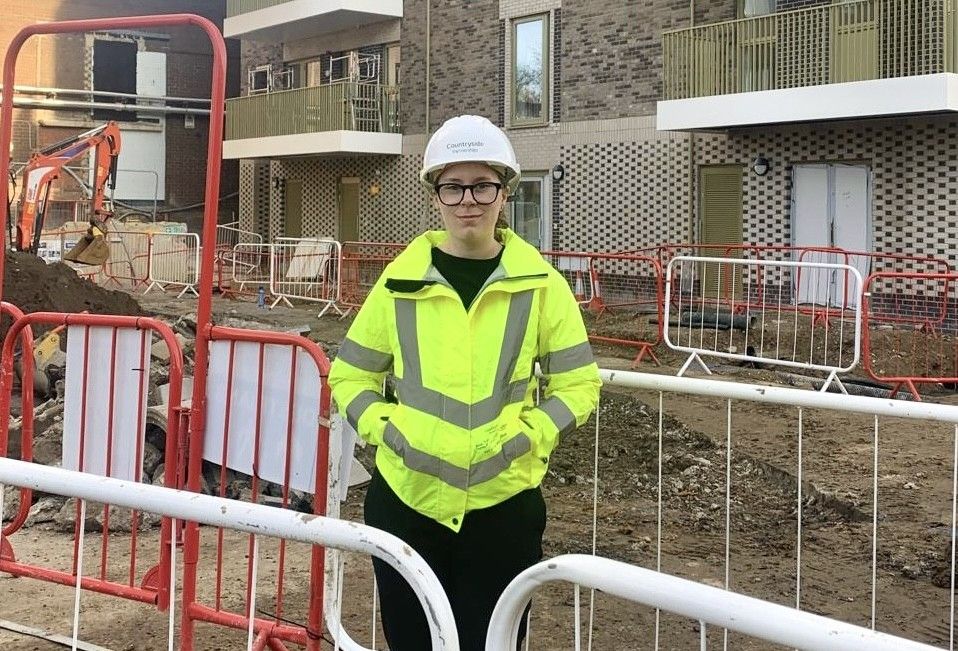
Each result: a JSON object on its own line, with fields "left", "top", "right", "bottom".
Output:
{"left": 226, "top": 0, "right": 958, "bottom": 281}
{"left": 2, "top": 0, "right": 241, "bottom": 228}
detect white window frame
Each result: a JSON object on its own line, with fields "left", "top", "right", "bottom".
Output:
{"left": 510, "top": 13, "right": 551, "bottom": 127}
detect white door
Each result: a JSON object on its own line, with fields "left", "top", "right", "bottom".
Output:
{"left": 511, "top": 176, "right": 550, "bottom": 250}
{"left": 792, "top": 163, "right": 870, "bottom": 307}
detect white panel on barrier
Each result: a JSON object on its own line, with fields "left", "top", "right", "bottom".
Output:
{"left": 286, "top": 240, "right": 331, "bottom": 279}
{"left": 63, "top": 326, "right": 149, "bottom": 481}
{"left": 204, "top": 340, "right": 323, "bottom": 493}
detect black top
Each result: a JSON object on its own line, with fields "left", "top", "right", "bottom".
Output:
{"left": 431, "top": 245, "right": 503, "bottom": 310}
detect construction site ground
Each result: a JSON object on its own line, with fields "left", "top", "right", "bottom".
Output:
{"left": 1, "top": 263, "right": 956, "bottom": 649}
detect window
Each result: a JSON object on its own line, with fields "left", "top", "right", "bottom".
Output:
{"left": 738, "top": 0, "right": 776, "bottom": 17}
{"left": 93, "top": 39, "right": 138, "bottom": 121}
{"left": 510, "top": 175, "right": 549, "bottom": 249}
{"left": 512, "top": 14, "right": 549, "bottom": 126}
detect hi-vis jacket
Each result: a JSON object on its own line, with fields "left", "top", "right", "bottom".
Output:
{"left": 329, "top": 229, "right": 601, "bottom": 532}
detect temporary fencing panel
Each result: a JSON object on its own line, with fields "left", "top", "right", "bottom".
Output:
{"left": 268, "top": 238, "right": 343, "bottom": 317}
{"left": 99, "top": 229, "right": 152, "bottom": 290}
{"left": 665, "top": 255, "right": 862, "bottom": 384}
{"left": 180, "top": 326, "right": 333, "bottom": 650}
{"left": 522, "top": 368, "right": 958, "bottom": 649}
{"left": 544, "top": 250, "right": 664, "bottom": 366}
{"left": 862, "top": 271, "right": 958, "bottom": 400}
{"left": 0, "top": 313, "right": 184, "bottom": 612}
{"left": 0, "top": 458, "right": 460, "bottom": 651}
{"left": 0, "top": 302, "right": 33, "bottom": 547}
{"left": 215, "top": 223, "right": 264, "bottom": 294}
{"left": 145, "top": 232, "right": 200, "bottom": 297}
{"left": 338, "top": 241, "right": 403, "bottom": 313}
{"left": 220, "top": 242, "right": 272, "bottom": 300}
{"left": 487, "top": 555, "right": 939, "bottom": 651}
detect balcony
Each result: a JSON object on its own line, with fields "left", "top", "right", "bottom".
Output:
{"left": 223, "top": 82, "right": 402, "bottom": 159}
{"left": 224, "top": 0, "right": 402, "bottom": 42}
{"left": 658, "top": 0, "right": 958, "bottom": 130}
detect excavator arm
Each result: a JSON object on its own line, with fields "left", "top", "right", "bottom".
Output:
{"left": 15, "top": 121, "right": 121, "bottom": 264}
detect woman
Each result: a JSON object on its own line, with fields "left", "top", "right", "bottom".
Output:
{"left": 329, "top": 114, "right": 601, "bottom": 650}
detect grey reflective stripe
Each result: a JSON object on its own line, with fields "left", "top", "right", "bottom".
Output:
{"left": 383, "top": 422, "right": 531, "bottom": 490}
{"left": 396, "top": 379, "right": 528, "bottom": 430}
{"left": 395, "top": 299, "right": 423, "bottom": 384}
{"left": 393, "top": 291, "right": 535, "bottom": 429}
{"left": 338, "top": 338, "right": 393, "bottom": 373}
{"left": 495, "top": 291, "right": 533, "bottom": 385}
{"left": 540, "top": 341, "right": 595, "bottom": 374}
{"left": 467, "top": 433, "right": 532, "bottom": 486}
{"left": 345, "top": 390, "right": 388, "bottom": 431}
{"left": 539, "top": 396, "right": 577, "bottom": 439}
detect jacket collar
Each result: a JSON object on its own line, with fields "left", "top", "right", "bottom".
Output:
{"left": 387, "top": 228, "right": 552, "bottom": 282}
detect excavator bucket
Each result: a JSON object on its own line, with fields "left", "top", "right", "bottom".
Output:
{"left": 62, "top": 232, "right": 110, "bottom": 265}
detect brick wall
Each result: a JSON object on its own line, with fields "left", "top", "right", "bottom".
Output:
{"left": 400, "top": 0, "right": 429, "bottom": 134}
{"left": 561, "top": 0, "right": 711, "bottom": 120}
{"left": 428, "top": 0, "right": 500, "bottom": 130}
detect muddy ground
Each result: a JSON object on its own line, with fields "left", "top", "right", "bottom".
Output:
{"left": 1, "top": 283, "right": 957, "bottom": 649}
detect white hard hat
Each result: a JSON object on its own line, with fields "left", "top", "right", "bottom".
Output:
{"left": 419, "top": 115, "right": 521, "bottom": 194}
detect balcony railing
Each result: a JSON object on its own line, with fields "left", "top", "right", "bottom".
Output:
{"left": 663, "top": 0, "right": 958, "bottom": 100}
{"left": 226, "top": 0, "right": 293, "bottom": 18}
{"left": 225, "top": 83, "right": 401, "bottom": 141}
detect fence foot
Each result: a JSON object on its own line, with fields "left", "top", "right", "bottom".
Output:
{"left": 677, "top": 352, "right": 711, "bottom": 377}
{"left": 177, "top": 285, "right": 199, "bottom": 299}
{"left": 889, "top": 381, "right": 922, "bottom": 402}
{"left": 818, "top": 371, "right": 847, "bottom": 394}
{"left": 317, "top": 302, "right": 346, "bottom": 319}
{"left": 143, "top": 281, "right": 164, "bottom": 295}
{"left": 630, "top": 344, "right": 660, "bottom": 369}
{"left": 0, "top": 535, "right": 15, "bottom": 563}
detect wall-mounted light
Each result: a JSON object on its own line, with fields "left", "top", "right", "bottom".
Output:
{"left": 551, "top": 163, "right": 565, "bottom": 182}
{"left": 369, "top": 182, "right": 381, "bottom": 196}
{"left": 751, "top": 156, "right": 770, "bottom": 177}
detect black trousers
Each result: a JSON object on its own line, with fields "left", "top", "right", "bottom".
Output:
{"left": 364, "top": 470, "right": 545, "bottom": 651}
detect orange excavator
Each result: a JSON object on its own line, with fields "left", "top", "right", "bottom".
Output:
{"left": 14, "top": 121, "right": 121, "bottom": 265}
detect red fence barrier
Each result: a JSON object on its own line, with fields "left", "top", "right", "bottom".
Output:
{"left": 338, "top": 241, "right": 404, "bottom": 312}
{"left": 543, "top": 250, "right": 664, "bottom": 366}
{"left": 0, "top": 312, "right": 184, "bottom": 611}
{"left": 862, "top": 272, "right": 958, "bottom": 400}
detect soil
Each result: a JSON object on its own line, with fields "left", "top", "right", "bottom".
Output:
{"left": 1, "top": 288, "right": 957, "bottom": 649}
{"left": 1, "top": 252, "right": 143, "bottom": 337}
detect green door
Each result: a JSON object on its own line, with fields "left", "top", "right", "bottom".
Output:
{"left": 284, "top": 179, "right": 303, "bottom": 238}
{"left": 699, "top": 165, "right": 743, "bottom": 298}
{"left": 337, "top": 179, "right": 360, "bottom": 242}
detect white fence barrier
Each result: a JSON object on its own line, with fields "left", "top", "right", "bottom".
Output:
{"left": 486, "top": 554, "right": 940, "bottom": 651}
{"left": 0, "top": 457, "right": 460, "bottom": 651}
{"left": 269, "top": 238, "right": 344, "bottom": 317}
{"left": 145, "top": 232, "right": 200, "bottom": 297}
{"left": 225, "top": 242, "right": 271, "bottom": 298}
{"left": 665, "top": 255, "right": 863, "bottom": 388}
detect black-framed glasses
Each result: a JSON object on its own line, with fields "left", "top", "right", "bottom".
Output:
{"left": 435, "top": 182, "right": 503, "bottom": 206}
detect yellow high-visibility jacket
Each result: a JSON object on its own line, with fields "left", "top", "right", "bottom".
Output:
{"left": 329, "top": 229, "right": 601, "bottom": 532}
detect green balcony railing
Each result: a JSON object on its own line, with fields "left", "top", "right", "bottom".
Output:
{"left": 226, "top": 0, "right": 295, "bottom": 18}
{"left": 663, "top": 0, "right": 958, "bottom": 100}
{"left": 225, "top": 83, "right": 402, "bottom": 141}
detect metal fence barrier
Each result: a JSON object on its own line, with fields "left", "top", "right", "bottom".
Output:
{"left": 486, "top": 554, "right": 939, "bottom": 651}
{"left": 0, "top": 457, "right": 460, "bottom": 651}
{"left": 145, "top": 232, "right": 200, "bottom": 298}
{"left": 665, "top": 255, "right": 863, "bottom": 389}
{"left": 268, "top": 238, "right": 344, "bottom": 317}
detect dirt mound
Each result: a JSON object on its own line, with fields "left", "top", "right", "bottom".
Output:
{"left": 1, "top": 251, "right": 144, "bottom": 334}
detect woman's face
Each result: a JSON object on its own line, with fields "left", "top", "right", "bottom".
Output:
{"left": 433, "top": 162, "right": 507, "bottom": 253}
